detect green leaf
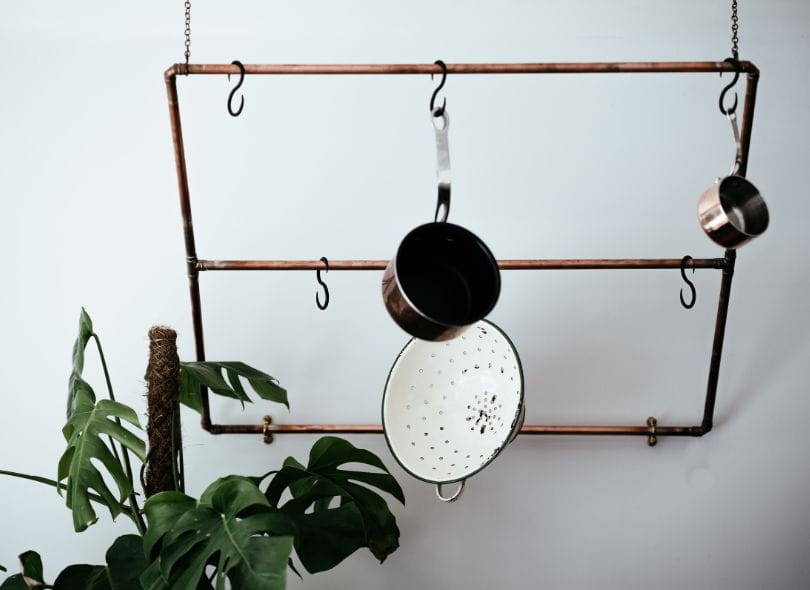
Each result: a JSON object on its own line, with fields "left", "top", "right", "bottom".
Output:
{"left": 0, "top": 552, "right": 51, "bottom": 589}
{"left": 0, "top": 575, "right": 28, "bottom": 589}
{"left": 142, "top": 477, "right": 293, "bottom": 590}
{"left": 49, "top": 535, "right": 146, "bottom": 590}
{"left": 57, "top": 387, "right": 146, "bottom": 532}
{"left": 67, "top": 309, "right": 94, "bottom": 418}
{"left": 19, "top": 551, "right": 48, "bottom": 589}
{"left": 53, "top": 566, "right": 108, "bottom": 590}
{"left": 178, "top": 361, "right": 288, "bottom": 414}
{"left": 105, "top": 535, "right": 147, "bottom": 590}
{"left": 0, "top": 470, "right": 137, "bottom": 522}
{"left": 262, "top": 437, "right": 404, "bottom": 573}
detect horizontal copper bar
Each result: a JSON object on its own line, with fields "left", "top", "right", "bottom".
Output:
{"left": 167, "top": 61, "right": 758, "bottom": 78}
{"left": 197, "top": 258, "right": 726, "bottom": 271}
{"left": 209, "top": 423, "right": 703, "bottom": 436}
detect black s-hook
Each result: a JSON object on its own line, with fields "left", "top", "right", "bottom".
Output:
{"left": 227, "top": 60, "right": 245, "bottom": 117}
{"left": 315, "top": 257, "right": 330, "bottom": 310}
{"left": 718, "top": 56, "right": 741, "bottom": 116}
{"left": 430, "top": 60, "right": 448, "bottom": 116}
{"left": 680, "top": 255, "right": 696, "bottom": 310}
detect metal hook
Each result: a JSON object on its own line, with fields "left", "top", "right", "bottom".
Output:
{"left": 227, "top": 60, "right": 245, "bottom": 117}
{"left": 718, "top": 56, "right": 741, "bottom": 116}
{"left": 315, "top": 256, "right": 330, "bottom": 310}
{"left": 429, "top": 59, "right": 448, "bottom": 117}
{"left": 680, "top": 255, "right": 696, "bottom": 310}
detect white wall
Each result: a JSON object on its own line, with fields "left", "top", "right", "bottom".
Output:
{"left": 2, "top": 1, "right": 808, "bottom": 588}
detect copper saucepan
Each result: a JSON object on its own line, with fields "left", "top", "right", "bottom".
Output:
{"left": 698, "top": 108, "right": 769, "bottom": 248}
{"left": 382, "top": 109, "right": 501, "bottom": 341}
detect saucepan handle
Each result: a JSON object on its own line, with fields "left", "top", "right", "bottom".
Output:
{"left": 436, "top": 479, "right": 465, "bottom": 503}
{"left": 432, "top": 109, "right": 451, "bottom": 223}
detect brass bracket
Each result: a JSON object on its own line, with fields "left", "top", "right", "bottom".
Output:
{"left": 647, "top": 416, "right": 658, "bottom": 447}
{"left": 262, "top": 415, "right": 273, "bottom": 445}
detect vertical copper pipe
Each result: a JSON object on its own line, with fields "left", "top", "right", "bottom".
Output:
{"left": 699, "top": 69, "right": 755, "bottom": 431}
{"left": 701, "top": 248, "right": 736, "bottom": 433}
{"left": 165, "top": 70, "right": 212, "bottom": 430}
{"left": 737, "top": 69, "right": 759, "bottom": 177}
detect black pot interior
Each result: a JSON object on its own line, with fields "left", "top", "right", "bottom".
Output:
{"left": 719, "top": 176, "right": 769, "bottom": 236}
{"left": 396, "top": 222, "right": 500, "bottom": 326}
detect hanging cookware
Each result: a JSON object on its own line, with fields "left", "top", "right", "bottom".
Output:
{"left": 382, "top": 320, "right": 524, "bottom": 502}
{"left": 382, "top": 64, "right": 501, "bottom": 341}
{"left": 698, "top": 57, "right": 768, "bottom": 248}
{"left": 698, "top": 175, "right": 768, "bottom": 248}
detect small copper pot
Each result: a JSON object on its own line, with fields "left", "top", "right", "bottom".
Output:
{"left": 698, "top": 175, "right": 769, "bottom": 249}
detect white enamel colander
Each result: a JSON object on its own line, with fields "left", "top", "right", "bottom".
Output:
{"left": 382, "top": 320, "right": 525, "bottom": 502}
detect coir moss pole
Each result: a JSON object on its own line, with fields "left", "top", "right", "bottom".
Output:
{"left": 145, "top": 326, "right": 182, "bottom": 496}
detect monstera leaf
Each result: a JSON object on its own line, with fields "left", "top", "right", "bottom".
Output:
{"left": 58, "top": 389, "right": 146, "bottom": 531}
{"left": 67, "top": 308, "right": 94, "bottom": 419}
{"left": 0, "top": 537, "right": 147, "bottom": 590}
{"left": 51, "top": 535, "right": 146, "bottom": 590}
{"left": 0, "top": 550, "right": 47, "bottom": 589}
{"left": 141, "top": 477, "right": 293, "bottom": 590}
{"left": 262, "top": 436, "right": 405, "bottom": 573}
{"left": 178, "top": 361, "right": 288, "bottom": 414}
{"left": 58, "top": 310, "right": 146, "bottom": 532}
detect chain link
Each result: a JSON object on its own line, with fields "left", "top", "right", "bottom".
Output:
{"left": 184, "top": 0, "right": 191, "bottom": 66}
{"left": 730, "top": 0, "right": 739, "bottom": 58}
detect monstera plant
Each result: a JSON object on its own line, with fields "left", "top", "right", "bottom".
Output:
{"left": 0, "top": 310, "right": 404, "bottom": 589}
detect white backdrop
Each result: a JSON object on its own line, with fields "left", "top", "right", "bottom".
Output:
{"left": 2, "top": 1, "right": 809, "bottom": 588}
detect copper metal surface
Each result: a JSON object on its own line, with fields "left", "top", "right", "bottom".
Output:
{"left": 165, "top": 61, "right": 758, "bottom": 78}
{"left": 698, "top": 176, "right": 768, "bottom": 248}
{"left": 165, "top": 72, "right": 211, "bottom": 430}
{"left": 701, "top": 249, "right": 736, "bottom": 433}
{"left": 197, "top": 258, "right": 728, "bottom": 271}
{"left": 164, "top": 60, "right": 758, "bottom": 441}
{"left": 209, "top": 423, "right": 704, "bottom": 437}
{"left": 381, "top": 260, "right": 466, "bottom": 341}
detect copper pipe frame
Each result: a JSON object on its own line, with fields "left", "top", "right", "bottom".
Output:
{"left": 164, "top": 61, "right": 756, "bottom": 442}
{"left": 197, "top": 258, "right": 728, "bottom": 271}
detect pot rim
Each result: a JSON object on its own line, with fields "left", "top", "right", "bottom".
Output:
{"left": 707, "top": 174, "right": 769, "bottom": 238}
{"left": 391, "top": 221, "right": 502, "bottom": 329}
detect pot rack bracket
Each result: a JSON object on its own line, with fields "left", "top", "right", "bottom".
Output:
{"left": 164, "top": 60, "right": 760, "bottom": 446}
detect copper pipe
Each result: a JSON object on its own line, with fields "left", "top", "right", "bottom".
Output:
{"left": 197, "top": 258, "right": 727, "bottom": 271}
{"left": 695, "top": 68, "right": 755, "bottom": 430}
{"left": 165, "top": 61, "right": 757, "bottom": 78}
{"left": 737, "top": 71, "right": 759, "bottom": 177}
{"left": 701, "top": 249, "right": 736, "bottom": 433}
{"left": 165, "top": 71, "right": 212, "bottom": 429}
{"left": 164, "top": 60, "right": 758, "bottom": 440}
{"left": 208, "top": 423, "right": 703, "bottom": 437}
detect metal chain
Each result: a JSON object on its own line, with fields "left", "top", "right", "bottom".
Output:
{"left": 730, "top": 0, "right": 739, "bottom": 58}
{"left": 184, "top": 0, "right": 191, "bottom": 66}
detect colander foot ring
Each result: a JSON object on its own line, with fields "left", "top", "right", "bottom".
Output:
{"left": 436, "top": 480, "right": 465, "bottom": 502}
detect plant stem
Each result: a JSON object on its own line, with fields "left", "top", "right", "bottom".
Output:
{"left": 91, "top": 334, "right": 123, "bottom": 468}
{"left": 91, "top": 333, "right": 146, "bottom": 535}
{"left": 0, "top": 470, "right": 138, "bottom": 526}
{"left": 170, "top": 410, "right": 185, "bottom": 492}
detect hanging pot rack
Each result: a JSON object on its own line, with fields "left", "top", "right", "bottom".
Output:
{"left": 164, "top": 59, "right": 759, "bottom": 446}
